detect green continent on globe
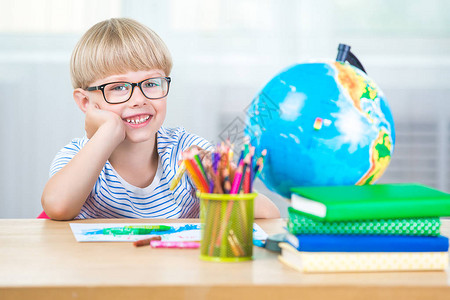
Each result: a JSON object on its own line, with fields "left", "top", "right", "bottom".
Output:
{"left": 334, "top": 62, "right": 393, "bottom": 185}
{"left": 356, "top": 129, "right": 393, "bottom": 185}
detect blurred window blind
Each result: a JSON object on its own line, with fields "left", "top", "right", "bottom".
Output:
{"left": 0, "top": 0, "right": 121, "bottom": 33}
{"left": 0, "top": 0, "right": 449, "bottom": 218}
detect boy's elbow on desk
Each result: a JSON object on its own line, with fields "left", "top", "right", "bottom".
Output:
{"left": 41, "top": 193, "right": 80, "bottom": 221}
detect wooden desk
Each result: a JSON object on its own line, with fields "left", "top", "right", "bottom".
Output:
{"left": 0, "top": 218, "right": 449, "bottom": 300}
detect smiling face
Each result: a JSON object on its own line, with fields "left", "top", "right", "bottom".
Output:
{"left": 87, "top": 69, "right": 167, "bottom": 144}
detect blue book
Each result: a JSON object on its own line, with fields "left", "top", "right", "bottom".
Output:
{"left": 286, "top": 234, "right": 449, "bottom": 252}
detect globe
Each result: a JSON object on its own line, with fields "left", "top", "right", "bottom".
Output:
{"left": 245, "top": 61, "right": 395, "bottom": 198}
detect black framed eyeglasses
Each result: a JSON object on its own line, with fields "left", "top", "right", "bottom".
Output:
{"left": 86, "top": 76, "right": 171, "bottom": 104}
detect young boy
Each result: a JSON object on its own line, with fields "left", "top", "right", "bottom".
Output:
{"left": 41, "top": 18, "right": 280, "bottom": 220}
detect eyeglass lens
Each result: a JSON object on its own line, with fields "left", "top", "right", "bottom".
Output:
{"left": 104, "top": 77, "right": 169, "bottom": 103}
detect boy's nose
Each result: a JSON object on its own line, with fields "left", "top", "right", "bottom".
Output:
{"left": 128, "top": 86, "right": 148, "bottom": 107}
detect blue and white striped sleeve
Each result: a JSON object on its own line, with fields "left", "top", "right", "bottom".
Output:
{"left": 49, "top": 138, "right": 87, "bottom": 177}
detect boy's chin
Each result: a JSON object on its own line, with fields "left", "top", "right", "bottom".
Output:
{"left": 124, "top": 132, "right": 157, "bottom": 144}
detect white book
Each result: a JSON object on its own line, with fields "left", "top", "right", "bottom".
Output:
{"left": 278, "top": 243, "right": 449, "bottom": 273}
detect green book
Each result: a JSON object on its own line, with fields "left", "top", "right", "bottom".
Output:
{"left": 287, "top": 207, "right": 441, "bottom": 236}
{"left": 290, "top": 183, "right": 450, "bottom": 222}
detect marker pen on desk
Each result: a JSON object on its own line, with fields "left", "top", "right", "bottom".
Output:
{"left": 150, "top": 240, "right": 200, "bottom": 249}
{"left": 253, "top": 239, "right": 266, "bottom": 248}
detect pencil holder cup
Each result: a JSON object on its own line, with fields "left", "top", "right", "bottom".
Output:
{"left": 197, "top": 192, "right": 256, "bottom": 262}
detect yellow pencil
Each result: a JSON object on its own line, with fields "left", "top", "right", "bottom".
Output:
{"left": 169, "top": 161, "right": 186, "bottom": 190}
{"left": 228, "top": 234, "right": 241, "bottom": 256}
{"left": 229, "top": 229, "right": 245, "bottom": 256}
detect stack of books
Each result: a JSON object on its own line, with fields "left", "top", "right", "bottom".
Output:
{"left": 279, "top": 183, "right": 450, "bottom": 273}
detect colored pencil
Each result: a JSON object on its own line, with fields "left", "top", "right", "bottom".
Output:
{"left": 230, "top": 163, "right": 244, "bottom": 194}
{"left": 169, "top": 161, "right": 186, "bottom": 191}
{"left": 180, "top": 140, "right": 267, "bottom": 259}
{"left": 133, "top": 236, "right": 162, "bottom": 247}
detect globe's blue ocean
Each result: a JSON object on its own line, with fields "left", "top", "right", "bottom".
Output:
{"left": 245, "top": 62, "right": 395, "bottom": 198}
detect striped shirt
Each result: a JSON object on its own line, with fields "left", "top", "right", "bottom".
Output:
{"left": 49, "top": 126, "right": 211, "bottom": 219}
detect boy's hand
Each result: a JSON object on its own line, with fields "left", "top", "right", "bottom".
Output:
{"left": 85, "top": 103, "right": 126, "bottom": 144}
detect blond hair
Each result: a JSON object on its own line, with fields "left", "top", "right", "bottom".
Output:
{"left": 70, "top": 18, "right": 172, "bottom": 89}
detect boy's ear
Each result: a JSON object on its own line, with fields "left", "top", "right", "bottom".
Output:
{"left": 73, "top": 88, "right": 90, "bottom": 113}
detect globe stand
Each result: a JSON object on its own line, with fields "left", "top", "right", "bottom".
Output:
{"left": 336, "top": 43, "right": 367, "bottom": 74}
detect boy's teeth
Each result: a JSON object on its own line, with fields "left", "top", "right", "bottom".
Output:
{"left": 126, "top": 115, "right": 150, "bottom": 124}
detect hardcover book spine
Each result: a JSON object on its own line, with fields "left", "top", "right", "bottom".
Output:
{"left": 299, "top": 252, "right": 449, "bottom": 273}
{"left": 290, "top": 184, "right": 450, "bottom": 221}
{"left": 287, "top": 208, "right": 441, "bottom": 236}
{"left": 285, "top": 234, "right": 449, "bottom": 252}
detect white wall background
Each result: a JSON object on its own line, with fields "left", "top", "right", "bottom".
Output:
{"left": 1, "top": 0, "right": 449, "bottom": 218}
